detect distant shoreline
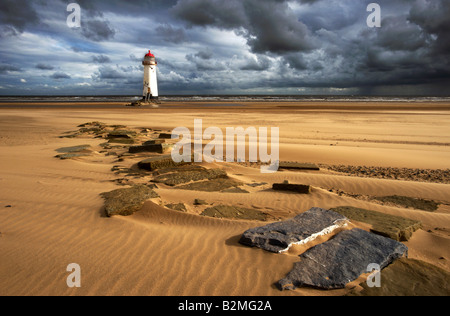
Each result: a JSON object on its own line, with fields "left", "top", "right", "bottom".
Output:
{"left": 0, "top": 101, "right": 450, "bottom": 113}
{"left": 1, "top": 95, "right": 450, "bottom": 104}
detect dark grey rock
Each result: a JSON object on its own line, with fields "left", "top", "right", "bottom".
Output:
{"left": 138, "top": 155, "right": 192, "bottom": 171}
{"left": 245, "top": 182, "right": 268, "bottom": 187}
{"left": 129, "top": 143, "right": 173, "bottom": 154}
{"left": 108, "top": 138, "right": 136, "bottom": 145}
{"left": 239, "top": 207, "right": 348, "bottom": 253}
{"left": 272, "top": 183, "right": 311, "bottom": 194}
{"left": 107, "top": 130, "right": 137, "bottom": 139}
{"left": 100, "top": 185, "right": 159, "bottom": 217}
{"left": 143, "top": 139, "right": 166, "bottom": 145}
{"left": 277, "top": 228, "right": 408, "bottom": 291}
{"left": 159, "top": 133, "right": 175, "bottom": 139}
{"left": 55, "top": 144, "right": 93, "bottom": 159}
{"left": 55, "top": 152, "right": 92, "bottom": 159}
{"left": 194, "top": 199, "right": 208, "bottom": 205}
{"left": 55, "top": 145, "right": 91, "bottom": 153}
{"left": 165, "top": 203, "right": 187, "bottom": 212}
{"left": 279, "top": 162, "right": 320, "bottom": 171}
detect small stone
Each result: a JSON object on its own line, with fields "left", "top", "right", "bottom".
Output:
{"left": 272, "top": 183, "right": 311, "bottom": 194}
{"left": 143, "top": 139, "right": 166, "bottom": 145}
{"left": 159, "top": 133, "right": 175, "bottom": 139}
{"left": 194, "top": 199, "right": 208, "bottom": 205}
{"left": 279, "top": 162, "right": 320, "bottom": 171}
{"left": 165, "top": 203, "right": 187, "bottom": 212}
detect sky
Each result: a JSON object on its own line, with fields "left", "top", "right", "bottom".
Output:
{"left": 0, "top": 0, "right": 449, "bottom": 96}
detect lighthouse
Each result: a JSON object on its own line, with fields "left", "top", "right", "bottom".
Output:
{"left": 142, "top": 50, "right": 158, "bottom": 102}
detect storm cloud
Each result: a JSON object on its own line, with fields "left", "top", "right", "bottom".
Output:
{"left": 0, "top": 0, "right": 448, "bottom": 95}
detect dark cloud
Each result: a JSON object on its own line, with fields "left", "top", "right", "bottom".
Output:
{"left": 185, "top": 52, "right": 226, "bottom": 71}
{"left": 0, "top": 0, "right": 40, "bottom": 34}
{"left": 36, "top": 63, "right": 55, "bottom": 70}
{"left": 375, "top": 15, "right": 430, "bottom": 52}
{"left": 408, "top": 0, "right": 450, "bottom": 55}
{"left": 282, "top": 53, "right": 308, "bottom": 71}
{"left": 155, "top": 24, "right": 188, "bottom": 44}
{"left": 92, "top": 66, "right": 126, "bottom": 81}
{"left": 195, "top": 49, "right": 213, "bottom": 60}
{"left": 0, "top": 63, "right": 21, "bottom": 74}
{"left": 81, "top": 20, "right": 116, "bottom": 41}
{"left": 172, "top": 0, "right": 316, "bottom": 54}
{"left": 240, "top": 55, "right": 271, "bottom": 71}
{"left": 92, "top": 55, "right": 111, "bottom": 63}
{"left": 51, "top": 72, "right": 71, "bottom": 79}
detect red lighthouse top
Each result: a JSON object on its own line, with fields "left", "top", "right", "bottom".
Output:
{"left": 145, "top": 50, "right": 155, "bottom": 58}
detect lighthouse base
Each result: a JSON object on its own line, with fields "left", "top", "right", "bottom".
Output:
{"left": 141, "top": 96, "right": 161, "bottom": 105}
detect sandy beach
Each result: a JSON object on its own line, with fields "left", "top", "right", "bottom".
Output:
{"left": 1, "top": 101, "right": 449, "bottom": 296}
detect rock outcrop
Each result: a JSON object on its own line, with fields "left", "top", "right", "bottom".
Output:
{"left": 201, "top": 205, "right": 268, "bottom": 221}
{"left": 331, "top": 206, "right": 422, "bottom": 241}
{"left": 100, "top": 185, "right": 159, "bottom": 217}
{"left": 55, "top": 145, "right": 93, "bottom": 159}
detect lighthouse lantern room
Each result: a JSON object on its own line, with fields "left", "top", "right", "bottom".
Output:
{"left": 142, "top": 50, "right": 158, "bottom": 102}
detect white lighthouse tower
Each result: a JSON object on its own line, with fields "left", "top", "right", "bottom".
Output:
{"left": 142, "top": 50, "right": 159, "bottom": 103}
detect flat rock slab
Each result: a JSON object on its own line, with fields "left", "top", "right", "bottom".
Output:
{"left": 176, "top": 178, "right": 243, "bottom": 192}
{"left": 349, "top": 258, "right": 450, "bottom": 296}
{"left": 331, "top": 206, "right": 422, "bottom": 241}
{"left": 100, "top": 185, "right": 159, "bottom": 217}
{"left": 165, "top": 203, "right": 187, "bottom": 212}
{"left": 277, "top": 228, "right": 408, "bottom": 291}
{"left": 129, "top": 143, "right": 173, "bottom": 154}
{"left": 56, "top": 145, "right": 92, "bottom": 153}
{"left": 107, "top": 130, "right": 137, "bottom": 139}
{"left": 272, "top": 183, "right": 311, "bottom": 194}
{"left": 279, "top": 162, "right": 320, "bottom": 171}
{"left": 143, "top": 139, "right": 166, "bottom": 145}
{"left": 138, "top": 155, "right": 192, "bottom": 171}
{"left": 239, "top": 207, "right": 348, "bottom": 253}
{"left": 372, "top": 195, "right": 440, "bottom": 212}
{"left": 152, "top": 168, "right": 228, "bottom": 186}
{"left": 201, "top": 205, "right": 268, "bottom": 221}
{"left": 55, "top": 145, "right": 93, "bottom": 159}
